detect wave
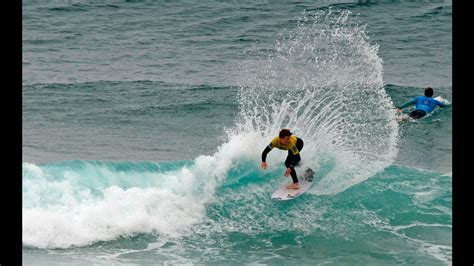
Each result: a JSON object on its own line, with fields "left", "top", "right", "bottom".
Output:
{"left": 44, "top": 3, "right": 120, "bottom": 12}
{"left": 23, "top": 133, "right": 251, "bottom": 248}
{"left": 23, "top": 159, "right": 451, "bottom": 265}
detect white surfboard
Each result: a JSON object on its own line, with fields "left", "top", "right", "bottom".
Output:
{"left": 434, "top": 96, "right": 450, "bottom": 105}
{"left": 271, "top": 168, "right": 315, "bottom": 201}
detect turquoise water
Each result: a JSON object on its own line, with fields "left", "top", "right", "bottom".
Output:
{"left": 23, "top": 1, "right": 451, "bottom": 265}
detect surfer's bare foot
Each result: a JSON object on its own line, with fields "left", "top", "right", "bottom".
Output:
{"left": 287, "top": 183, "right": 299, "bottom": 189}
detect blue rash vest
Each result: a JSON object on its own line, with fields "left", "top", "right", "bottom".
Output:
{"left": 398, "top": 96, "right": 445, "bottom": 113}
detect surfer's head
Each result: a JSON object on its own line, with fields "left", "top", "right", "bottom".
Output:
{"left": 279, "top": 129, "right": 292, "bottom": 145}
{"left": 424, "top": 87, "right": 434, "bottom": 97}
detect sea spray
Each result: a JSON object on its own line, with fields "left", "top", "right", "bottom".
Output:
{"left": 234, "top": 9, "right": 399, "bottom": 194}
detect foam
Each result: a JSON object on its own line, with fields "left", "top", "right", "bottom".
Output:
{"left": 23, "top": 129, "right": 271, "bottom": 248}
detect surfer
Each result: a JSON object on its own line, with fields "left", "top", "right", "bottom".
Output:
{"left": 261, "top": 129, "right": 304, "bottom": 189}
{"left": 396, "top": 87, "right": 446, "bottom": 119}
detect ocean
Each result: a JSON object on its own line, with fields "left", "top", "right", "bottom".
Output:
{"left": 23, "top": 0, "right": 452, "bottom": 264}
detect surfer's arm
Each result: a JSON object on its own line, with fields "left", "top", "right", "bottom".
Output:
{"left": 261, "top": 144, "right": 273, "bottom": 162}
{"left": 397, "top": 98, "right": 416, "bottom": 109}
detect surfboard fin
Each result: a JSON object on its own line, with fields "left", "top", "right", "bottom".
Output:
{"left": 304, "top": 168, "right": 314, "bottom": 182}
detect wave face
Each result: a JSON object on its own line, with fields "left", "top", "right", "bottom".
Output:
{"left": 233, "top": 10, "right": 399, "bottom": 194}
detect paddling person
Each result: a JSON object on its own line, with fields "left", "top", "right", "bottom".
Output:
{"left": 396, "top": 87, "right": 446, "bottom": 119}
{"left": 261, "top": 129, "right": 304, "bottom": 189}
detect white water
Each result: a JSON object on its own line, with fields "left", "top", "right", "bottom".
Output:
{"left": 22, "top": 136, "right": 253, "bottom": 248}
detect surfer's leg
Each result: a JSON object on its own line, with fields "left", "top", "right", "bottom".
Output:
{"left": 285, "top": 154, "right": 300, "bottom": 189}
{"left": 286, "top": 166, "right": 300, "bottom": 189}
{"left": 409, "top": 110, "right": 427, "bottom": 119}
{"left": 291, "top": 138, "right": 303, "bottom": 168}
{"left": 289, "top": 167, "right": 298, "bottom": 183}
{"left": 286, "top": 138, "right": 304, "bottom": 189}
{"left": 284, "top": 153, "right": 299, "bottom": 183}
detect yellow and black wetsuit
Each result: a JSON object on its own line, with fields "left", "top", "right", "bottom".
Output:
{"left": 261, "top": 135, "right": 304, "bottom": 183}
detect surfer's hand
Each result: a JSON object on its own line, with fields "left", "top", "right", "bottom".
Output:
{"left": 284, "top": 168, "right": 292, "bottom": 177}
{"left": 261, "top": 162, "right": 268, "bottom": 170}
{"left": 396, "top": 108, "right": 401, "bottom": 114}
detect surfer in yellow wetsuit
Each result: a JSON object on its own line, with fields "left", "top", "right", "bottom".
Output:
{"left": 261, "top": 129, "right": 304, "bottom": 189}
